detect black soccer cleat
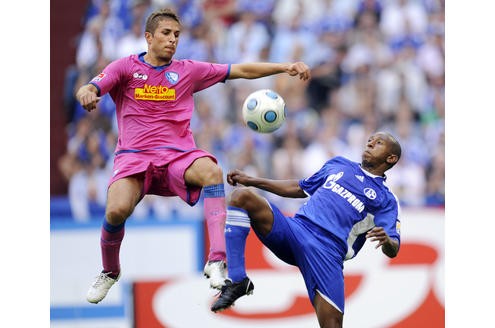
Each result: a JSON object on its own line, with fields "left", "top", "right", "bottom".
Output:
{"left": 210, "top": 277, "right": 254, "bottom": 313}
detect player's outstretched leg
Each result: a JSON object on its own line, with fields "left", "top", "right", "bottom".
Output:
{"left": 211, "top": 277, "right": 254, "bottom": 312}
{"left": 87, "top": 219, "right": 125, "bottom": 303}
{"left": 211, "top": 205, "right": 254, "bottom": 312}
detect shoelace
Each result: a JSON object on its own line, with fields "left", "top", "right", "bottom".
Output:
{"left": 92, "top": 273, "right": 112, "bottom": 287}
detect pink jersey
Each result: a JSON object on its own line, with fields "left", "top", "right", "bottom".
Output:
{"left": 89, "top": 53, "right": 230, "bottom": 153}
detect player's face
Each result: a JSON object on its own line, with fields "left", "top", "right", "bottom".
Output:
{"left": 147, "top": 18, "right": 180, "bottom": 63}
{"left": 361, "top": 133, "right": 393, "bottom": 166}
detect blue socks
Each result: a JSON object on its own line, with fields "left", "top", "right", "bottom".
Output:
{"left": 225, "top": 206, "right": 251, "bottom": 282}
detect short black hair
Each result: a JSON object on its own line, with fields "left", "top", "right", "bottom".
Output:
{"left": 388, "top": 134, "right": 402, "bottom": 161}
{"left": 145, "top": 8, "right": 181, "bottom": 34}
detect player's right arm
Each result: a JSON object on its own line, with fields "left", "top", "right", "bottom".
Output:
{"left": 227, "top": 169, "right": 306, "bottom": 198}
{"left": 76, "top": 83, "right": 100, "bottom": 112}
{"left": 76, "top": 57, "right": 129, "bottom": 112}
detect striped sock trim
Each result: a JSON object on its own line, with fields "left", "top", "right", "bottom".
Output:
{"left": 103, "top": 219, "right": 125, "bottom": 233}
{"left": 204, "top": 184, "right": 225, "bottom": 198}
{"left": 226, "top": 206, "right": 250, "bottom": 228}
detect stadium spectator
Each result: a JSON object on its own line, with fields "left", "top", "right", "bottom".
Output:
{"left": 268, "top": 13, "right": 315, "bottom": 64}
{"left": 201, "top": 0, "right": 238, "bottom": 28}
{"left": 116, "top": 17, "right": 148, "bottom": 59}
{"left": 58, "top": 115, "right": 115, "bottom": 220}
{"left": 354, "top": 0, "right": 383, "bottom": 25}
{"left": 75, "top": 8, "right": 311, "bottom": 304}
{"left": 130, "top": 0, "right": 152, "bottom": 27}
{"left": 211, "top": 131, "right": 403, "bottom": 328}
{"left": 76, "top": 0, "right": 126, "bottom": 67}
{"left": 173, "top": 18, "right": 212, "bottom": 61}
{"left": 379, "top": 0, "right": 428, "bottom": 45}
{"left": 424, "top": 135, "right": 444, "bottom": 206}
{"left": 222, "top": 6, "right": 271, "bottom": 63}
{"left": 235, "top": 0, "right": 276, "bottom": 33}
{"left": 336, "top": 55, "right": 376, "bottom": 124}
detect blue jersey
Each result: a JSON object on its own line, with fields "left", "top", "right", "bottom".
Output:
{"left": 297, "top": 156, "right": 401, "bottom": 260}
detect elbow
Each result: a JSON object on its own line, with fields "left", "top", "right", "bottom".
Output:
{"left": 382, "top": 241, "right": 399, "bottom": 258}
{"left": 295, "top": 186, "right": 307, "bottom": 198}
{"left": 386, "top": 250, "right": 398, "bottom": 258}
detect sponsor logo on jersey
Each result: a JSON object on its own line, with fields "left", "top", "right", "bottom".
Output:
{"left": 323, "top": 172, "right": 365, "bottom": 213}
{"left": 91, "top": 73, "right": 106, "bottom": 82}
{"left": 165, "top": 71, "right": 179, "bottom": 84}
{"left": 134, "top": 84, "right": 176, "bottom": 101}
{"left": 364, "top": 187, "right": 377, "bottom": 200}
{"left": 355, "top": 175, "right": 364, "bottom": 182}
{"left": 327, "top": 171, "right": 344, "bottom": 182}
{"left": 133, "top": 72, "right": 148, "bottom": 80}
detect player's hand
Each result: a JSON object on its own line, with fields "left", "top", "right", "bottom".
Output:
{"left": 79, "top": 93, "right": 101, "bottom": 112}
{"left": 227, "top": 169, "right": 251, "bottom": 187}
{"left": 366, "top": 227, "right": 391, "bottom": 249}
{"left": 286, "top": 62, "right": 311, "bottom": 81}
{"left": 77, "top": 86, "right": 101, "bottom": 112}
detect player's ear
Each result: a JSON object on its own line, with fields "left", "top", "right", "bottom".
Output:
{"left": 144, "top": 31, "right": 153, "bottom": 44}
{"left": 386, "top": 154, "right": 399, "bottom": 166}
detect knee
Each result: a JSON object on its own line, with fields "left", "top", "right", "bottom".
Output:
{"left": 202, "top": 165, "right": 224, "bottom": 185}
{"left": 105, "top": 204, "right": 132, "bottom": 225}
{"left": 228, "top": 188, "right": 256, "bottom": 209}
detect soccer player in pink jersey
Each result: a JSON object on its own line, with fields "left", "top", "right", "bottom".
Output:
{"left": 76, "top": 8, "right": 311, "bottom": 304}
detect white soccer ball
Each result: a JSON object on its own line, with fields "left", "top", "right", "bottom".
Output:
{"left": 241, "top": 89, "right": 286, "bottom": 133}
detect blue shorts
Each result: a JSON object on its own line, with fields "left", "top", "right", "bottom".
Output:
{"left": 254, "top": 202, "right": 347, "bottom": 313}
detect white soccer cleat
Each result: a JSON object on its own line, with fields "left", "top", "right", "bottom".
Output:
{"left": 203, "top": 260, "right": 227, "bottom": 290}
{"left": 86, "top": 272, "right": 120, "bottom": 304}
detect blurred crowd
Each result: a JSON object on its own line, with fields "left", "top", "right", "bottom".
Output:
{"left": 58, "top": 0, "right": 445, "bottom": 221}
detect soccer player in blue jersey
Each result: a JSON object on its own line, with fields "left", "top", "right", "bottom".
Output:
{"left": 211, "top": 131, "right": 402, "bottom": 328}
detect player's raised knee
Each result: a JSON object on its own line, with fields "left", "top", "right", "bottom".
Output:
{"left": 228, "top": 187, "right": 256, "bottom": 208}
{"left": 202, "top": 164, "right": 223, "bottom": 184}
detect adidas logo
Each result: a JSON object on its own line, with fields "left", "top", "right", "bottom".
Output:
{"left": 355, "top": 175, "right": 364, "bottom": 182}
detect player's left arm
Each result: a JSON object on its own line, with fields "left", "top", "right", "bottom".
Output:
{"left": 366, "top": 227, "right": 399, "bottom": 258}
{"left": 367, "top": 197, "right": 401, "bottom": 258}
{"left": 228, "top": 62, "right": 311, "bottom": 81}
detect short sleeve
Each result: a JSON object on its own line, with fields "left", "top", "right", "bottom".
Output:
{"left": 373, "top": 198, "right": 401, "bottom": 246}
{"left": 298, "top": 159, "right": 333, "bottom": 196}
{"left": 188, "top": 60, "right": 230, "bottom": 92}
{"left": 89, "top": 57, "right": 129, "bottom": 96}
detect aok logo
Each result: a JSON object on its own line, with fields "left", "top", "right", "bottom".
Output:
{"left": 135, "top": 84, "right": 176, "bottom": 101}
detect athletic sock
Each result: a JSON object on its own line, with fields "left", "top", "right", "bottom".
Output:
{"left": 204, "top": 184, "right": 226, "bottom": 262}
{"left": 225, "top": 206, "right": 251, "bottom": 282}
{"left": 101, "top": 219, "right": 125, "bottom": 278}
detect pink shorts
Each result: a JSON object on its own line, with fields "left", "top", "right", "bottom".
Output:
{"left": 109, "top": 148, "right": 217, "bottom": 206}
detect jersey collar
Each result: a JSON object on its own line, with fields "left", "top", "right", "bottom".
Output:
{"left": 138, "top": 52, "right": 173, "bottom": 70}
{"left": 360, "top": 165, "right": 387, "bottom": 181}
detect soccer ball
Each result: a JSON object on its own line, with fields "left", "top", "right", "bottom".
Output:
{"left": 241, "top": 89, "right": 286, "bottom": 133}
